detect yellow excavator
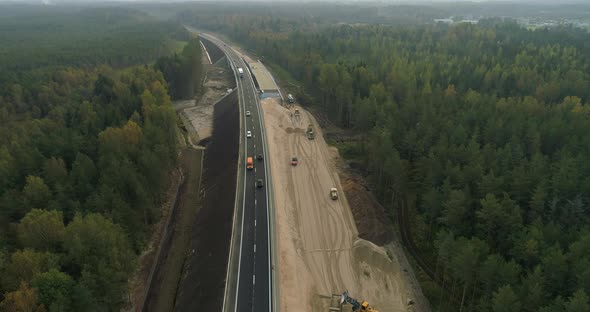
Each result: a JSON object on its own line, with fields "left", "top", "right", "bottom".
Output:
{"left": 340, "top": 291, "right": 379, "bottom": 312}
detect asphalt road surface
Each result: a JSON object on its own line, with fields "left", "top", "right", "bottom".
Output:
{"left": 205, "top": 35, "right": 272, "bottom": 312}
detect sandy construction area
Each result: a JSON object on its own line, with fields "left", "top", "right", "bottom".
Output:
{"left": 262, "top": 99, "right": 413, "bottom": 312}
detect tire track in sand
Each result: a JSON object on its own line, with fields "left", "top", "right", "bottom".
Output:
{"left": 264, "top": 100, "right": 414, "bottom": 312}
{"left": 292, "top": 112, "right": 354, "bottom": 294}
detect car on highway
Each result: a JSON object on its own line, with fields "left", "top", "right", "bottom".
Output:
{"left": 246, "top": 111, "right": 251, "bottom": 116}
{"left": 257, "top": 154, "right": 263, "bottom": 161}
{"left": 330, "top": 188, "right": 338, "bottom": 200}
{"left": 256, "top": 179, "right": 264, "bottom": 188}
{"left": 291, "top": 156, "right": 298, "bottom": 166}
{"left": 247, "top": 131, "right": 252, "bottom": 138}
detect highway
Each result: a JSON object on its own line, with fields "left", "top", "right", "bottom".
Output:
{"left": 200, "top": 34, "right": 272, "bottom": 312}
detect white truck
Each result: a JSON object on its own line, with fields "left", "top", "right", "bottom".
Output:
{"left": 238, "top": 67, "right": 244, "bottom": 78}
{"left": 330, "top": 188, "right": 338, "bottom": 200}
{"left": 287, "top": 93, "right": 295, "bottom": 104}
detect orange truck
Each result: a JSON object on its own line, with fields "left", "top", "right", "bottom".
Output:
{"left": 247, "top": 157, "right": 254, "bottom": 170}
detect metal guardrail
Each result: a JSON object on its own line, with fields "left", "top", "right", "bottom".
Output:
{"left": 237, "top": 53, "right": 280, "bottom": 312}
{"left": 238, "top": 54, "right": 278, "bottom": 312}
{"left": 199, "top": 32, "right": 279, "bottom": 312}
{"left": 250, "top": 68, "right": 279, "bottom": 312}
{"left": 202, "top": 36, "right": 246, "bottom": 312}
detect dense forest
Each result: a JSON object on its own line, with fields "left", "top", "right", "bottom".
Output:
{"left": 183, "top": 12, "right": 590, "bottom": 312}
{"left": 0, "top": 6, "right": 188, "bottom": 89}
{"left": 155, "top": 39, "right": 204, "bottom": 100}
{"left": 171, "top": 1, "right": 590, "bottom": 36}
{"left": 0, "top": 7, "right": 187, "bottom": 311}
{"left": 174, "top": 2, "right": 442, "bottom": 34}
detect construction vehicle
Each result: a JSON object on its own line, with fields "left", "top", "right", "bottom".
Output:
{"left": 330, "top": 188, "right": 338, "bottom": 200}
{"left": 294, "top": 108, "right": 300, "bottom": 117}
{"left": 340, "top": 291, "right": 378, "bottom": 312}
{"left": 306, "top": 124, "right": 315, "bottom": 140}
{"left": 291, "top": 156, "right": 298, "bottom": 166}
{"left": 287, "top": 93, "right": 295, "bottom": 104}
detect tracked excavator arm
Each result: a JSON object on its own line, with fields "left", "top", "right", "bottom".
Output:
{"left": 340, "top": 291, "right": 379, "bottom": 312}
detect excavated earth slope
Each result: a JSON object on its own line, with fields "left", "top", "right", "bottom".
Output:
{"left": 261, "top": 99, "right": 412, "bottom": 312}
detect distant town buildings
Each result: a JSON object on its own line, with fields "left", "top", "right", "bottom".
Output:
{"left": 433, "top": 16, "right": 589, "bottom": 30}
{"left": 434, "top": 18, "right": 454, "bottom": 24}
{"left": 516, "top": 17, "right": 590, "bottom": 29}
{"left": 434, "top": 17, "right": 479, "bottom": 25}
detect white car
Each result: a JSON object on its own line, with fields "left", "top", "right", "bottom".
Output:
{"left": 247, "top": 131, "right": 252, "bottom": 138}
{"left": 246, "top": 111, "right": 251, "bottom": 116}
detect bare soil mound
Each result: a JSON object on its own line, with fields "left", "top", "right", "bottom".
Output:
{"left": 261, "top": 99, "right": 412, "bottom": 312}
{"left": 341, "top": 176, "right": 393, "bottom": 245}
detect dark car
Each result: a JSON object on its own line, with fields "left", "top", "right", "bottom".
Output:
{"left": 256, "top": 179, "right": 264, "bottom": 188}
{"left": 257, "top": 154, "right": 263, "bottom": 161}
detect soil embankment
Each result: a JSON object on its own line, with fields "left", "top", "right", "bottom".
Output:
{"left": 174, "top": 90, "right": 239, "bottom": 311}
{"left": 134, "top": 36, "right": 236, "bottom": 312}
{"left": 126, "top": 167, "right": 183, "bottom": 312}
{"left": 200, "top": 37, "right": 225, "bottom": 64}
{"left": 262, "top": 98, "right": 428, "bottom": 312}
{"left": 176, "top": 67, "right": 234, "bottom": 145}
{"left": 143, "top": 148, "right": 203, "bottom": 312}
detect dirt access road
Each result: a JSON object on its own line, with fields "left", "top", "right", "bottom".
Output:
{"left": 262, "top": 99, "right": 416, "bottom": 312}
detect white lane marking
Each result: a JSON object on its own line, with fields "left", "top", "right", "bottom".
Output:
{"left": 215, "top": 42, "right": 273, "bottom": 311}
{"left": 254, "top": 244, "right": 257, "bottom": 253}
{"left": 248, "top": 63, "right": 274, "bottom": 312}
{"left": 230, "top": 42, "right": 248, "bottom": 312}
{"left": 255, "top": 220, "right": 257, "bottom": 227}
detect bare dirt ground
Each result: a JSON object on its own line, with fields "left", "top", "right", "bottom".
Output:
{"left": 174, "top": 91, "right": 239, "bottom": 312}
{"left": 144, "top": 149, "right": 203, "bottom": 312}
{"left": 262, "top": 98, "right": 428, "bottom": 312}
{"left": 335, "top": 149, "right": 431, "bottom": 312}
{"left": 129, "top": 41, "right": 235, "bottom": 311}
{"left": 175, "top": 65, "right": 234, "bottom": 144}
